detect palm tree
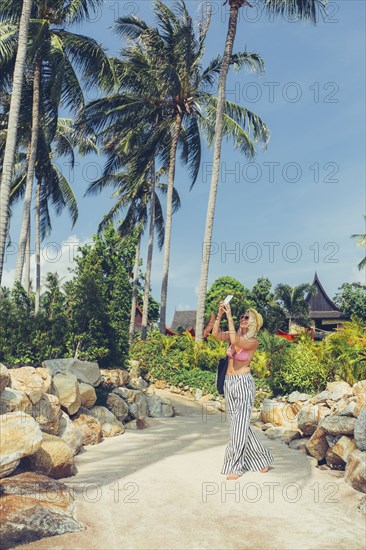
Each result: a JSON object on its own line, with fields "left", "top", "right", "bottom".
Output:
{"left": 274, "top": 283, "right": 317, "bottom": 332}
{"left": 112, "top": 0, "right": 267, "bottom": 334}
{"left": 0, "top": 0, "right": 115, "bottom": 287}
{"left": 351, "top": 215, "right": 366, "bottom": 271}
{"left": 0, "top": 0, "right": 33, "bottom": 285}
{"left": 194, "top": 0, "right": 328, "bottom": 341}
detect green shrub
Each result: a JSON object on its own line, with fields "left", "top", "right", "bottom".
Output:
{"left": 269, "top": 340, "right": 328, "bottom": 395}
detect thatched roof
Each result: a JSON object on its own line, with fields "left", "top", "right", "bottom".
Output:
{"left": 170, "top": 310, "right": 196, "bottom": 331}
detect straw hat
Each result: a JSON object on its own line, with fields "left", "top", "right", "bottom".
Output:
{"left": 247, "top": 308, "right": 263, "bottom": 332}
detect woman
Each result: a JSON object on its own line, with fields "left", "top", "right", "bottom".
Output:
{"left": 211, "top": 301, "right": 274, "bottom": 480}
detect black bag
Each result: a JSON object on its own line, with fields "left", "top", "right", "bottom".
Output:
{"left": 216, "top": 356, "right": 228, "bottom": 395}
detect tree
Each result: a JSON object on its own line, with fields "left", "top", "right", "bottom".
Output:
{"left": 0, "top": 0, "right": 33, "bottom": 285}
{"left": 250, "top": 276, "right": 287, "bottom": 333}
{"left": 351, "top": 215, "right": 366, "bottom": 271}
{"left": 274, "top": 283, "right": 317, "bottom": 332}
{"left": 333, "top": 282, "right": 366, "bottom": 324}
{"left": 204, "top": 275, "right": 252, "bottom": 330}
{"left": 194, "top": 0, "right": 327, "bottom": 341}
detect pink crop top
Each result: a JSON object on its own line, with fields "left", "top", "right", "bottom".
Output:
{"left": 226, "top": 344, "right": 250, "bottom": 362}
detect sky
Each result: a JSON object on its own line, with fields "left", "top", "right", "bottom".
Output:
{"left": 3, "top": 0, "right": 365, "bottom": 326}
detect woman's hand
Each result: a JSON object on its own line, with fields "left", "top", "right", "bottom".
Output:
{"left": 218, "top": 301, "right": 226, "bottom": 316}
{"left": 223, "top": 301, "right": 232, "bottom": 318}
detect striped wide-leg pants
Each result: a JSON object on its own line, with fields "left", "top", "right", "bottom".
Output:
{"left": 221, "top": 372, "right": 274, "bottom": 475}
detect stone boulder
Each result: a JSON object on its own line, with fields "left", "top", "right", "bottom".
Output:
{"left": 336, "top": 401, "right": 357, "bottom": 417}
{"left": 306, "top": 427, "right": 329, "bottom": 461}
{"left": 0, "top": 363, "right": 10, "bottom": 391}
{"left": 52, "top": 372, "right": 81, "bottom": 416}
{"left": 106, "top": 392, "right": 129, "bottom": 422}
{"left": 43, "top": 358, "right": 101, "bottom": 387}
{"left": 124, "top": 418, "right": 150, "bottom": 430}
{"left": 113, "top": 387, "right": 148, "bottom": 419}
{"left": 35, "top": 367, "right": 52, "bottom": 393}
{"left": 318, "top": 414, "right": 357, "bottom": 436}
{"left": 79, "top": 382, "right": 97, "bottom": 409}
{"left": 287, "top": 391, "right": 312, "bottom": 403}
{"left": 58, "top": 412, "right": 83, "bottom": 456}
{"left": 288, "top": 437, "right": 311, "bottom": 452}
{"left": 154, "top": 380, "right": 167, "bottom": 390}
{"left": 344, "top": 449, "right": 366, "bottom": 493}
{"left": 297, "top": 404, "right": 331, "bottom": 436}
{"left": 354, "top": 408, "right": 366, "bottom": 451}
{"left": 353, "top": 380, "right": 366, "bottom": 417}
{"left": 29, "top": 393, "right": 62, "bottom": 435}
{"left": 0, "top": 472, "right": 81, "bottom": 549}
{"left": 25, "top": 434, "right": 76, "bottom": 479}
{"left": 72, "top": 408, "right": 102, "bottom": 445}
{"left": 0, "top": 412, "right": 43, "bottom": 478}
{"left": 331, "top": 435, "right": 357, "bottom": 463}
{"left": 325, "top": 447, "right": 346, "bottom": 470}
{"left": 0, "top": 387, "right": 32, "bottom": 414}
{"left": 88, "top": 406, "right": 125, "bottom": 437}
{"left": 263, "top": 426, "right": 301, "bottom": 444}
{"left": 99, "top": 368, "right": 130, "bottom": 389}
{"left": 9, "top": 367, "right": 45, "bottom": 404}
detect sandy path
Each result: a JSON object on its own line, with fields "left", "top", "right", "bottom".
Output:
{"left": 15, "top": 389, "right": 365, "bottom": 550}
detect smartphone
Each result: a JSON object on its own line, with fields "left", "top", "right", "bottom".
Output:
{"left": 224, "top": 295, "right": 233, "bottom": 304}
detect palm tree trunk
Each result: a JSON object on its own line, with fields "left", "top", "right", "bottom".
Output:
{"left": 15, "top": 56, "right": 41, "bottom": 283}
{"left": 159, "top": 112, "right": 182, "bottom": 334}
{"left": 0, "top": 0, "right": 33, "bottom": 285}
{"left": 129, "top": 231, "right": 142, "bottom": 341}
{"left": 23, "top": 213, "right": 31, "bottom": 293}
{"left": 141, "top": 161, "right": 156, "bottom": 340}
{"left": 35, "top": 177, "right": 41, "bottom": 314}
{"left": 195, "top": 2, "right": 240, "bottom": 342}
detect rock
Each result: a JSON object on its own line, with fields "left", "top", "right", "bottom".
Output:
{"left": 325, "top": 447, "right": 346, "bottom": 470}
{"left": 288, "top": 437, "right": 311, "bottom": 452}
{"left": 162, "top": 401, "right": 175, "bottom": 417}
{"left": 25, "top": 434, "right": 76, "bottom": 479}
{"left": 326, "top": 381, "right": 353, "bottom": 399}
{"left": 353, "top": 380, "right": 366, "bottom": 417}
{"left": 291, "top": 401, "right": 305, "bottom": 415}
{"left": 264, "top": 427, "right": 301, "bottom": 443}
{"left": 72, "top": 408, "right": 102, "bottom": 445}
{"left": 9, "top": 367, "right": 45, "bottom": 404}
{"left": 331, "top": 436, "right": 357, "bottom": 462}
{"left": 113, "top": 387, "right": 148, "bottom": 419}
{"left": 35, "top": 367, "right": 52, "bottom": 393}
{"left": 319, "top": 414, "right": 357, "bottom": 436}
{"left": 52, "top": 373, "right": 81, "bottom": 416}
{"left": 0, "top": 472, "right": 81, "bottom": 549}
{"left": 154, "top": 380, "right": 166, "bottom": 390}
{"left": 306, "top": 427, "right": 329, "bottom": 461}
{"left": 325, "top": 434, "right": 343, "bottom": 447}
{"left": 88, "top": 406, "right": 125, "bottom": 437}
{"left": 127, "top": 360, "right": 140, "bottom": 379}
{"left": 297, "top": 404, "right": 331, "bottom": 436}
{"left": 58, "top": 412, "right": 83, "bottom": 456}
{"left": 357, "top": 495, "right": 366, "bottom": 514}
{"left": 336, "top": 401, "right": 357, "bottom": 417}
{"left": 43, "top": 358, "right": 101, "bottom": 387}
{"left": 344, "top": 449, "right": 366, "bottom": 493}
{"left": 287, "top": 391, "right": 312, "bottom": 403}
{"left": 130, "top": 377, "right": 149, "bottom": 390}
{"left": 124, "top": 418, "right": 150, "bottom": 430}
{"left": 0, "top": 387, "right": 32, "bottom": 414}
{"left": 147, "top": 394, "right": 163, "bottom": 417}
{"left": 99, "top": 368, "right": 130, "bottom": 389}
{"left": 106, "top": 393, "right": 129, "bottom": 422}
{"left": 261, "top": 400, "right": 298, "bottom": 429}
{"left": 194, "top": 389, "right": 203, "bottom": 400}
{"left": 79, "top": 382, "right": 97, "bottom": 409}
{"left": 354, "top": 408, "right": 366, "bottom": 451}
{"left": 0, "top": 363, "right": 10, "bottom": 391}
{"left": 0, "top": 412, "right": 43, "bottom": 478}
{"left": 260, "top": 422, "right": 274, "bottom": 431}
{"left": 30, "top": 393, "right": 62, "bottom": 435}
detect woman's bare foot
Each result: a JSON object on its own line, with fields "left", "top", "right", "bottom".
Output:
{"left": 226, "top": 473, "right": 241, "bottom": 480}
{"left": 260, "top": 466, "right": 269, "bottom": 473}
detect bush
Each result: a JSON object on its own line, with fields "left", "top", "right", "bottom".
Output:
{"left": 269, "top": 340, "right": 328, "bottom": 395}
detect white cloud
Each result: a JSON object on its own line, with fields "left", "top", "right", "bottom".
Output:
{"left": 2, "top": 234, "right": 93, "bottom": 290}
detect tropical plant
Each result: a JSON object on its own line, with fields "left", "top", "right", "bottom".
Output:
{"left": 351, "top": 214, "right": 366, "bottom": 270}
{"left": 195, "top": 0, "right": 328, "bottom": 340}
{"left": 273, "top": 283, "right": 317, "bottom": 331}
{"left": 0, "top": 0, "right": 32, "bottom": 285}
